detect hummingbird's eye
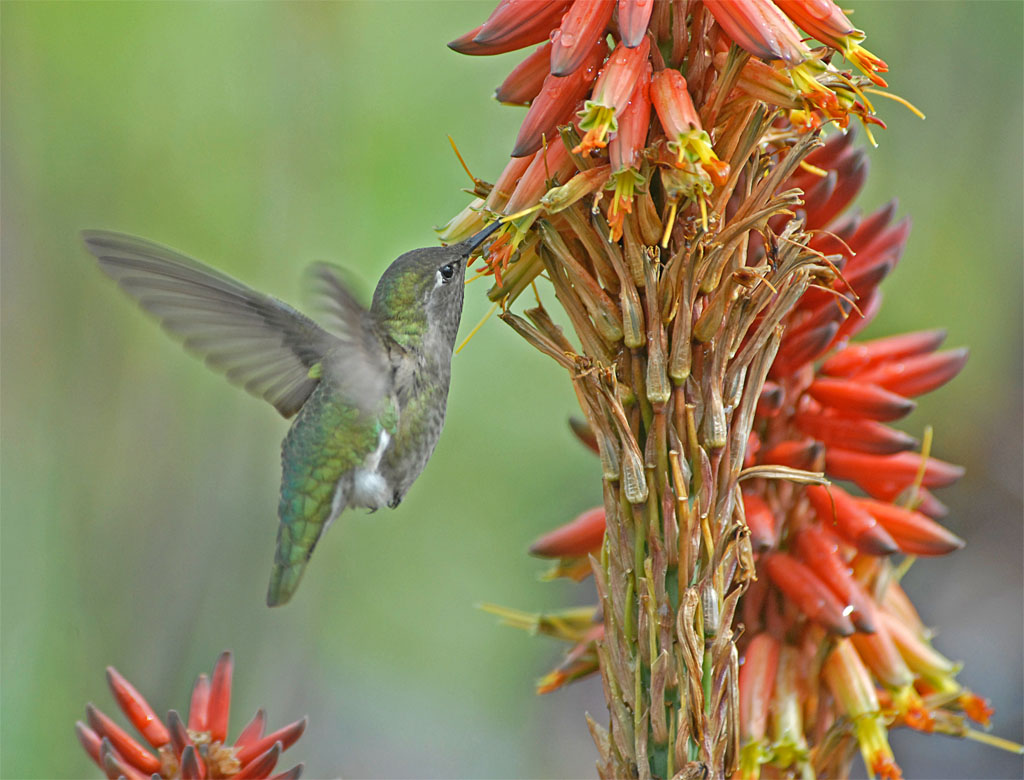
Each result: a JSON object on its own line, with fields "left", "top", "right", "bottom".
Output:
{"left": 438, "top": 262, "right": 457, "bottom": 282}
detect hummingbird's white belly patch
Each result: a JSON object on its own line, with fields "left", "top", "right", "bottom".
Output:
{"left": 349, "top": 429, "right": 392, "bottom": 510}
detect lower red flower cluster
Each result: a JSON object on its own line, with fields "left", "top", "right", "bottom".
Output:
{"left": 75, "top": 652, "right": 306, "bottom": 780}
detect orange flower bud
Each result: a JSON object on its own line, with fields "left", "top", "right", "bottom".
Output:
{"left": 855, "top": 497, "right": 965, "bottom": 556}
{"left": 86, "top": 704, "right": 163, "bottom": 775}
{"left": 741, "top": 492, "right": 777, "bottom": 552}
{"left": 495, "top": 42, "right": 553, "bottom": 106}
{"left": 504, "top": 141, "right": 576, "bottom": 215}
{"left": 852, "top": 348, "right": 970, "bottom": 399}
{"left": 804, "top": 484, "right": 898, "bottom": 556}
{"left": 618, "top": 0, "right": 655, "bottom": 47}
{"left": 473, "top": 0, "right": 571, "bottom": 49}
{"left": 794, "top": 409, "right": 917, "bottom": 455}
{"left": 850, "top": 603, "right": 915, "bottom": 689}
{"left": 761, "top": 439, "right": 824, "bottom": 471}
{"left": 207, "top": 650, "right": 233, "bottom": 743}
{"left": 805, "top": 378, "right": 916, "bottom": 422}
{"left": 793, "top": 525, "right": 876, "bottom": 633}
{"left": 513, "top": 39, "right": 608, "bottom": 157}
{"left": 764, "top": 552, "right": 856, "bottom": 635}
{"left": 530, "top": 506, "right": 606, "bottom": 557}
{"left": 823, "top": 639, "right": 903, "bottom": 780}
{"left": 550, "top": 0, "right": 615, "bottom": 76}
{"left": 703, "top": 0, "right": 810, "bottom": 66}
{"left": 824, "top": 450, "right": 965, "bottom": 493}
{"left": 105, "top": 666, "right": 171, "bottom": 749}
{"left": 740, "top": 633, "right": 781, "bottom": 742}
{"left": 822, "top": 329, "right": 947, "bottom": 377}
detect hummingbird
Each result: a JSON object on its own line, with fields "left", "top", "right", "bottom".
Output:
{"left": 82, "top": 223, "right": 499, "bottom": 606}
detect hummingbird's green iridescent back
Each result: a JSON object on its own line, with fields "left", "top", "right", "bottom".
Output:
{"left": 267, "top": 383, "right": 398, "bottom": 606}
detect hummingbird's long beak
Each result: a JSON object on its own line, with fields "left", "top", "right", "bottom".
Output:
{"left": 461, "top": 219, "right": 504, "bottom": 256}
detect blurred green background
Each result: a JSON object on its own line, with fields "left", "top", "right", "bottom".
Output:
{"left": 1, "top": 2, "right": 1020, "bottom": 778}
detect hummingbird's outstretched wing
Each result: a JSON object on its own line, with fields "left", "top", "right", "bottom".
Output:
{"left": 304, "top": 262, "right": 390, "bottom": 408}
{"left": 82, "top": 230, "right": 337, "bottom": 418}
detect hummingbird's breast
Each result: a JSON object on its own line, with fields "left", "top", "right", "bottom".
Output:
{"left": 378, "top": 351, "right": 452, "bottom": 507}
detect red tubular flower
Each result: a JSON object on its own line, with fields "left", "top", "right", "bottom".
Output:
{"left": 793, "top": 524, "right": 876, "bottom": 633}
{"left": 805, "top": 377, "right": 916, "bottom": 421}
{"left": 703, "top": 0, "right": 810, "bottom": 66}
{"left": 741, "top": 491, "right": 777, "bottom": 552}
{"left": 761, "top": 438, "right": 824, "bottom": 470}
{"left": 824, "top": 450, "right": 965, "bottom": 493}
{"left": 764, "top": 552, "right": 856, "bottom": 636}
{"left": 76, "top": 652, "right": 306, "bottom": 779}
{"left": 851, "top": 348, "right": 970, "bottom": 398}
{"left": 550, "top": 0, "right": 615, "bottom": 77}
{"left": 452, "top": 5, "right": 1018, "bottom": 776}
{"left": 529, "top": 505, "right": 605, "bottom": 558}
{"left": 738, "top": 633, "right": 781, "bottom": 779}
{"left": 794, "top": 407, "right": 917, "bottom": 455}
{"left": 805, "top": 484, "right": 898, "bottom": 555}
{"left": 822, "top": 329, "right": 949, "bottom": 376}
{"left": 495, "top": 42, "right": 553, "bottom": 106}
{"left": 574, "top": 37, "right": 650, "bottom": 153}
{"left": 855, "top": 497, "right": 966, "bottom": 556}
{"left": 607, "top": 72, "right": 651, "bottom": 240}
{"left": 774, "top": 0, "right": 889, "bottom": 86}
{"left": 618, "top": 0, "right": 655, "bottom": 47}
{"left": 824, "top": 639, "right": 903, "bottom": 780}
{"left": 451, "top": 0, "right": 572, "bottom": 55}
{"left": 512, "top": 39, "right": 607, "bottom": 157}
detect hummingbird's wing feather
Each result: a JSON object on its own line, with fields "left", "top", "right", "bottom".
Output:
{"left": 304, "top": 262, "right": 390, "bottom": 407}
{"left": 82, "top": 230, "right": 338, "bottom": 418}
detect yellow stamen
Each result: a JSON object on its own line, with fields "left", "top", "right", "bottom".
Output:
{"left": 456, "top": 300, "right": 500, "bottom": 354}
{"left": 964, "top": 729, "right": 1024, "bottom": 755}
{"left": 698, "top": 194, "right": 709, "bottom": 233}
{"left": 504, "top": 203, "right": 543, "bottom": 222}
{"left": 902, "top": 425, "right": 934, "bottom": 509}
{"left": 464, "top": 270, "right": 488, "bottom": 286}
{"left": 864, "top": 87, "right": 926, "bottom": 120}
{"left": 661, "top": 200, "right": 679, "bottom": 248}
{"left": 798, "top": 160, "right": 829, "bottom": 177}
{"left": 448, "top": 135, "right": 479, "bottom": 185}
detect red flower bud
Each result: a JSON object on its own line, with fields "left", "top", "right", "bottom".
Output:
{"left": 852, "top": 348, "right": 969, "bottom": 399}
{"left": 822, "top": 329, "right": 947, "bottom": 377}
{"left": 805, "top": 484, "right": 898, "bottom": 556}
{"left": 741, "top": 492, "right": 777, "bottom": 552}
{"left": 495, "top": 42, "right": 553, "bottom": 106}
{"left": 794, "top": 408, "right": 917, "bottom": 455}
{"left": 805, "top": 378, "right": 916, "bottom": 422}
{"left": 618, "top": 0, "right": 655, "bottom": 47}
{"left": 703, "top": 0, "right": 810, "bottom": 66}
{"left": 855, "top": 497, "right": 965, "bottom": 556}
{"left": 513, "top": 39, "right": 608, "bottom": 157}
{"left": 530, "top": 506, "right": 606, "bottom": 557}
{"left": 550, "top": 0, "right": 615, "bottom": 76}
{"left": 793, "top": 524, "right": 876, "bottom": 633}
{"left": 764, "top": 552, "right": 856, "bottom": 636}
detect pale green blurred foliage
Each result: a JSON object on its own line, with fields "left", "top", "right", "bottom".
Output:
{"left": 1, "top": 2, "right": 1020, "bottom": 778}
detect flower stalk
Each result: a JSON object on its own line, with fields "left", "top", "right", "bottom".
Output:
{"left": 447, "top": 2, "right": 1021, "bottom": 778}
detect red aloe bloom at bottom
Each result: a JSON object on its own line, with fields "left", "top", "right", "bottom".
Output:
{"left": 76, "top": 652, "right": 306, "bottom": 779}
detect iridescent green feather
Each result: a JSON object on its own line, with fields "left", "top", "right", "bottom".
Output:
{"left": 266, "top": 384, "right": 395, "bottom": 605}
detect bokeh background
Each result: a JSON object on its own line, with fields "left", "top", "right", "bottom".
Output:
{"left": 2, "top": 2, "right": 1020, "bottom": 778}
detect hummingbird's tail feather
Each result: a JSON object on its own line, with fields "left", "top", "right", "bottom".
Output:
{"left": 266, "top": 559, "right": 309, "bottom": 607}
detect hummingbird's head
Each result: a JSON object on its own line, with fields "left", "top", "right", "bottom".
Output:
{"left": 371, "top": 222, "right": 502, "bottom": 350}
